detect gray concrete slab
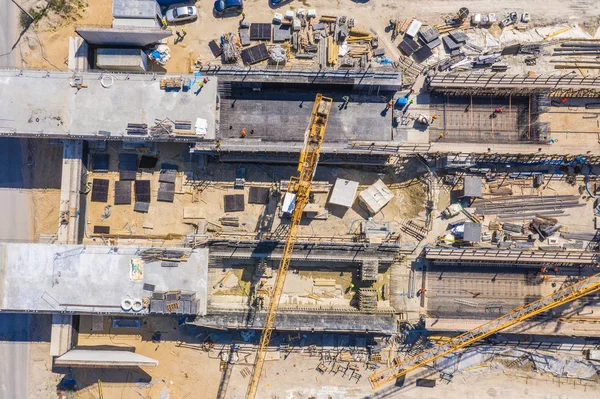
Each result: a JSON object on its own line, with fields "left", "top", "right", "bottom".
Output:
{"left": 0, "top": 70, "right": 217, "bottom": 141}
{"left": 0, "top": 243, "right": 208, "bottom": 315}
{"left": 55, "top": 349, "right": 158, "bottom": 367}
{"left": 195, "top": 310, "right": 398, "bottom": 333}
{"left": 218, "top": 83, "right": 393, "bottom": 142}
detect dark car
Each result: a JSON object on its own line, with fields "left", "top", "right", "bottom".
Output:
{"left": 214, "top": 0, "right": 243, "bottom": 16}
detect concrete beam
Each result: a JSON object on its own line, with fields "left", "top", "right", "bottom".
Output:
{"left": 57, "top": 140, "right": 83, "bottom": 245}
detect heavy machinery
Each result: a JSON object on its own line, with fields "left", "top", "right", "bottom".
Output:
{"left": 245, "top": 94, "right": 333, "bottom": 399}
{"left": 369, "top": 271, "right": 600, "bottom": 389}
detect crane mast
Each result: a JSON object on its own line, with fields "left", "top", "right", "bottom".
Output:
{"left": 245, "top": 94, "right": 333, "bottom": 399}
{"left": 369, "top": 271, "right": 600, "bottom": 389}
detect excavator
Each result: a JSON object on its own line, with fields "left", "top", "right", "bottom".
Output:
{"left": 245, "top": 94, "right": 333, "bottom": 399}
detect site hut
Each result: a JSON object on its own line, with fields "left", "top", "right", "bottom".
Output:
{"left": 112, "top": 0, "right": 164, "bottom": 28}
{"left": 95, "top": 48, "right": 149, "bottom": 72}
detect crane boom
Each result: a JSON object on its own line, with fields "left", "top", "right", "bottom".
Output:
{"left": 369, "top": 271, "right": 600, "bottom": 389}
{"left": 245, "top": 94, "right": 333, "bottom": 399}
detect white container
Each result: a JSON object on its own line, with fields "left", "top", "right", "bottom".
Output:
{"left": 297, "top": 8, "right": 306, "bottom": 17}
{"left": 521, "top": 12, "right": 531, "bottom": 23}
{"left": 307, "top": 9, "right": 317, "bottom": 18}
{"left": 405, "top": 19, "right": 422, "bottom": 37}
{"left": 293, "top": 18, "right": 301, "bottom": 31}
{"left": 285, "top": 10, "right": 295, "bottom": 20}
{"left": 273, "top": 13, "right": 283, "bottom": 24}
{"left": 488, "top": 13, "right": 497, "bottom": 24}
{"left": 471, "top": 13, "right": 482, "bottom": 25}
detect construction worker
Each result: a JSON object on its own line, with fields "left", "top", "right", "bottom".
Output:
{"left": 349, "top": 283, "right": 355, "bottom": 290}
{"left": 386, "top": 100, "right": 394, "bottom": 110}
{"left": 215, "top": 139, "right": 221, "bottom": 148}
{"left": 541, "top": 267, "right": 547, "bottom": 273}
{"left": 241, "top": 11, "right": 246, "bottom": 20}
{"left": 181, "top": 28, "right": 187, "bottom": 38}
{"left": 438, "top": 133, "right": 445, "bottom": 140}
{"left": 342, "top": 95, "right": 350, "bottom": 104}
{"left": 161, "top": 17, "right": 167, "bottom": 29}
{"left": 495, "top": 107, "right": 503, "bottom": 114}
{"left": 241, "top": 128, "right": 247, "bottom": 138}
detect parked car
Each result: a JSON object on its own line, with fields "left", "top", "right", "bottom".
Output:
{"left": 214, "top": 0, "right": 243, "bottom": 16}
{"left": 165, "top": 5, "right": 198, "bottom": 23}
{"left": 270, "top": 0, "right": 293, "bottom": 6}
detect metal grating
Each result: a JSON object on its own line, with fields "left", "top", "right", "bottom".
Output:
{"left": 273, "top": 25, "right": 291, "bottom": 42}
{"left": 134, "top": 201, "right": 150, "bottom": 213}
{"left": 224, "top": 194, "right": 245, "bottom": 212}
{"left": 119, "top": 153, "right": 137, "bottom": 180}
{"left": 159, "top": 169, "right": 177, "bottom": 184}
{"left": 134, "top": 180, "right": 151, "bottom": 203}
{"left": 161, "top": 261, "right": 179, "bottom": 267}
{"left": 157, "top": 182, "right": 175, "bottom": 202}
{"left": 413, "top": 46, "right": 433, "bottom": 63}
{"left": 161, "top": 163, "right": 178, "bottom": 171}
{"left": 398, "top": 38, "right": 420, "bottom": 56}
{"left": 91, "top": 179, "right": 109, "bottom": 202}
{"left": 209, "top": 40, "right": 222, "bottom": 57}
{"left": 250, "top": 23, "right": 271, "bottom": 40}
{"left": 120, "top": 170, "right": 137, "bottom": 181}
{"left": 241, "top": 43, "right": 269, "bottom": 65}
{"left": 93, "top": 226, "right": 110, "bottom": 234}
{"left": 143, "top": 283, "right": 156, "bottom": 292}
{"left": 114, "top": 181, "right": 132, "bottom": 205}
{"left": 139, "top": 155, "right": 158, "bottom": 169}
{"left": 248, "top": 187, "right": 270, "bottom": 204}
{"left": 92, "top": 153, "right": 110, "bottom": 172}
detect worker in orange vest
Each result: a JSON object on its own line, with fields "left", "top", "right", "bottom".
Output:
{"left": 241, "top": 128, "right": 247, "bottom": 138}
{"left": 540, "top": 267, "right": 547, "bottom": 273}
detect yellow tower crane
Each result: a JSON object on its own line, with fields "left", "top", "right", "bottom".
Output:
{"left": 245, "top": 94, "right": 333, "bottom": 399}
{"left": 369, "top": 271, "right": 600, "bottom": 389}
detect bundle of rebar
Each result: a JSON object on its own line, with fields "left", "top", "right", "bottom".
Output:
{"left": 472, "top": 195, "right": 583, "bottom": 217}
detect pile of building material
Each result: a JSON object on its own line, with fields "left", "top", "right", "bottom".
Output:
{"left": 221, "top": 33, "right": 241, "bottom": 63}
{"left": 552, "top": 42, "right": 600, "bottom": 70}
{"left": 148, "top": 45, "right": 170, "bottom": 66}
{"left": 472, "top": 195, "right": 583, "bottom": 220}
{"left": 358, "top": 288, "right": 378, "bottom": 313}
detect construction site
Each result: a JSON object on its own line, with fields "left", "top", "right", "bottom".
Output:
{"left": 2, "top": 0, "right": 600, "bottom": 398}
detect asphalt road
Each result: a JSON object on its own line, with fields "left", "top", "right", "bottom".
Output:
{"left": 0, "top": 314, "right": 32, "bottom": 399}
{"left": 0, "top": 0, "right": 19, "bottom": 68}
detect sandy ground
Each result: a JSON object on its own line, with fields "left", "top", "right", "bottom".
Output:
{"left": 25, "top": 139, "right": 64, "bottom": 240}
{"left": 58, "top": 316, "right": 600, "bottom": 399}
{"left": 18, "top": 0, "right": 112, "bottom": 70}
{"left": 14, "top": 0, "right": 600, "bottom": 72}
{"left": 84, "top": 143, "right": 428, "bottom": 246}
